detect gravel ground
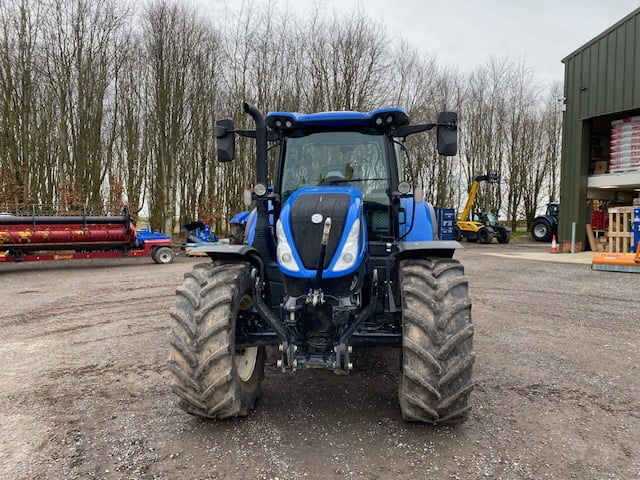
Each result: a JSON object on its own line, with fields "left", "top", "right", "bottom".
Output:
{"left": 1, "top": 242, "right": 638, "bottom": 480}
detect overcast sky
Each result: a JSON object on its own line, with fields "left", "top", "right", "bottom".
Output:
{"left": 198, "top": 0, "right": 640, "bottom": 85}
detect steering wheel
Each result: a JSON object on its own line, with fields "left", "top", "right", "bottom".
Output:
{"left": 319, "top": 175, "right": 343, "bottom": 185}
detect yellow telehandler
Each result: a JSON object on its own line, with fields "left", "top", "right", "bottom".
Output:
{"left": 454, "top": 173, "right": 511, "bottom": 244}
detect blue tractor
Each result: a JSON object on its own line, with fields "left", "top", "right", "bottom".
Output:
{"left": 168, "top": 103, "right": 475, "bottom": 424}
{"left": 531, "top": 202, "right": 559, "bottom": 242}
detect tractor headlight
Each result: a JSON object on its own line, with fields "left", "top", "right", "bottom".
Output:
{"left": 254, "top": 183, "right": 267, "bottom": 196}
{"left": 276, "top": 220, "right": 299, "bottom": 272}
{"left": 333, "top": 219, "right": 360, "bottom": 272}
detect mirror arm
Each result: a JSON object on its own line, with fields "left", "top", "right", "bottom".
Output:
{"left": 236, "top": 130, "right": 280, "bottom": 141}
{"left": 236, "top": 129, "right": 255, "bottom": 138}
{"left": 391, "top": 123, "right": 435, "bottom": 138}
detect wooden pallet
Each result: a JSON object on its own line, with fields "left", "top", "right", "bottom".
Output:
{"left": 607, "top": 207, "right": 635, "bottom": 253}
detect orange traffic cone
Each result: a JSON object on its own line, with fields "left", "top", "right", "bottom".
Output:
{"left": 550, "top": 235, "right": 558, "bottom": 253}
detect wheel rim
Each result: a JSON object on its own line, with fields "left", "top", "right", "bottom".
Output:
{"left": 156, "top": 249, "right": 171, "bottom": 263}
{"left": 534, "top": 224, "right": 547, "bottom": 237}
{"left": 235, "top": 346, "right": 258, "bottom": 382}
{"left": 235, "top": 294, "right": 257, "bottom": 382}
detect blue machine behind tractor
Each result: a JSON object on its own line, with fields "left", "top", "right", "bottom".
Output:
{"left": 181, "top": 221, "right": 218, "bottom": 244}
{"left": 168, "top": 103, "right": 475, "bottom": 424}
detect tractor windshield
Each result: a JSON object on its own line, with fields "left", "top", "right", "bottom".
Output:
{"left": 280, "top": 131, "right": 387, "bottom": 201}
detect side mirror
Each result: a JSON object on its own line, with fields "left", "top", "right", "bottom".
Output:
{"left": 436, "top": 111, "right": 458, "bottom": 156}
{"left": 216, "top": 118, "right": 236, "bottom": 162}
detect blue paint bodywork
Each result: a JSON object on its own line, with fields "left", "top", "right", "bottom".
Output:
{"left": 266, "top": 108, "right": 409, "bottom": 129}
{"left": 135, "top": 226, "right": 171, "bottom": 247}
{"left": 230, "top": 211, "right": 251, "bottom": 225}
{"left": 277, "top": 185, "right": 366, "bottom": 279}
{"left": 399, "top": 197, "right": 436, "bottom": 242}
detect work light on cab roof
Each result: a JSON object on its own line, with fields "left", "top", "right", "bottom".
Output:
{"left": 265, "top": 107, "right": 410, "bottom": 132}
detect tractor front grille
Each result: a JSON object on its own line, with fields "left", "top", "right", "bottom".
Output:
{"left": 290, "top": 193, "right": 350, "bottom": 270}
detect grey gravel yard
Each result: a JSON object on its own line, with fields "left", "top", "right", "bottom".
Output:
{"left": 1, "top": 242, "right": 638, "bottom": 480}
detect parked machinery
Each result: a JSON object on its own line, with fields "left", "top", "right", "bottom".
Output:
{"left": 0, "top": 206, "right": 174, "bottom": 264}
{"left": 531, "top": 202, "right": 559, "bottom": 242}
{"left": 454, "top": 173, "right": 510, "bottom": 244}
{"left": 168, "top": 103, "right": 475, "bottom": 424}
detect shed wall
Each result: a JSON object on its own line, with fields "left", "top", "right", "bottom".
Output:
{"left": 560, "top": 8, "right": 640, "bottom": 245}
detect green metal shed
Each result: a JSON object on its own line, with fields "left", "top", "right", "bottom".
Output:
{"left": 560, "top": 6, "right": 640, "bottom": 251}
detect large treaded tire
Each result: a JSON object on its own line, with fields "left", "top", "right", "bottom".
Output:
{"left": 453, "top": 226, "right": 462, "bottom": 242}
{"left": 168, "top": 262, "right": 266, "bottom": 418}
{"left": 531, "top": 218, "right": 553, "bottom": 242}
{"left": 496, "top": 227, "right": 511, "bottom": 244}
{"left": 229, "top": 223, "right": 245, "bottom": 245}
{"left": 477, "top": 228, "right": 492, "bottom": 244}
{"left": 399, "top": 258, "right": 474, "bottom": 424}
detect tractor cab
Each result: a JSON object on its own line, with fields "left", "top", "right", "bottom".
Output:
{"left": 473, "top": 211, "right": 497, "bottom": 225}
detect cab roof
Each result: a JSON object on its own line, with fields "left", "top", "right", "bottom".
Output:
{"left": 265, "top": 108, "right": 409, "bottom": 132}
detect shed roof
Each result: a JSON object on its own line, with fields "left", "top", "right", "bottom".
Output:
{"left": 562, "top": 6, "right": 640, "bottom": 63}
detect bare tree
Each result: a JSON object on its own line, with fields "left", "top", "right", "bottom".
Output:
{"left": 0, "top": 0, "right": 564, "bottom": 234}
{"left": 143, "top": 0, "right": 213, "bottom": 234}
{"left": 0, "top": 0, "right": 41, "bottom": 205}
{"left": 459, "top": 59, "right": 512, "bottom": 218}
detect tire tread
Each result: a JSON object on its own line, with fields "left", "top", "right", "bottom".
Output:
{"left": 399, "top": 258, "right": 475, "bottom": 424}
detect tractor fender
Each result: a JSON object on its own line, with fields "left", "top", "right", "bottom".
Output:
{"left": 189, "top": 244, "right": 265, "bottom": 276}
{"left": 533, "top": 214, "right": 556, "bottom": 225}
{"left": 395, "top": 240, "right": 463, "bottom": 260}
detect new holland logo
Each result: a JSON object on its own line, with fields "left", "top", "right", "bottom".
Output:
{"left": 311, "top": 213, "right": 323, "bottom": 224}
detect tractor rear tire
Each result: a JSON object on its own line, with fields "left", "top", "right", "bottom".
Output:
{"left": 168, "top": 262, "right": 266, "bottom": 418}
{"left": 453, "top": 226, "right": 462, "bottom": 242}
{"left": 532, "top": 218, "right": 552, "bottom": 242}
{"left": 398, "top": 258, "right": 474, "bottom": 424}
{"left": 229, "top": 223, "right": 246, "bottom": 245}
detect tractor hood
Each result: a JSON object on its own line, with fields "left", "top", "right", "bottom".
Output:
{"left": 276, "top": 185, "right": 366, "bottom": 278}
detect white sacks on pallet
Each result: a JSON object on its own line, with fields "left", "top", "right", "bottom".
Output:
{"left": 610, "top": 116, "right": 640, "bottom": 172}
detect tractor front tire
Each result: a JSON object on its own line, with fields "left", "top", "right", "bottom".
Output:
{"left": 399, "top": 258, "right": 475, "bottom": 424}
{"left": 168, "top": 262, "right": 266, "bottom": 418}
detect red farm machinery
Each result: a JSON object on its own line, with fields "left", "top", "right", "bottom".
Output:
{"left": 0, "top": 206, "right": 174, "bottom": 264}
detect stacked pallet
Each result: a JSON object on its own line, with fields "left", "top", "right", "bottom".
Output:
{"left": 610, "top": 116, "right": 640, "bottom": 173}
{"left": 607, "top": 206, "right": 635, "bottom": 253}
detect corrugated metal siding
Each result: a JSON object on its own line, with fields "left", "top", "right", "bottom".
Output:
{"left": 559, "top": 8, "right": 640, "bottom": 244}
{"left": 563, "top": 11, "right": 640, "bottom": 118}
